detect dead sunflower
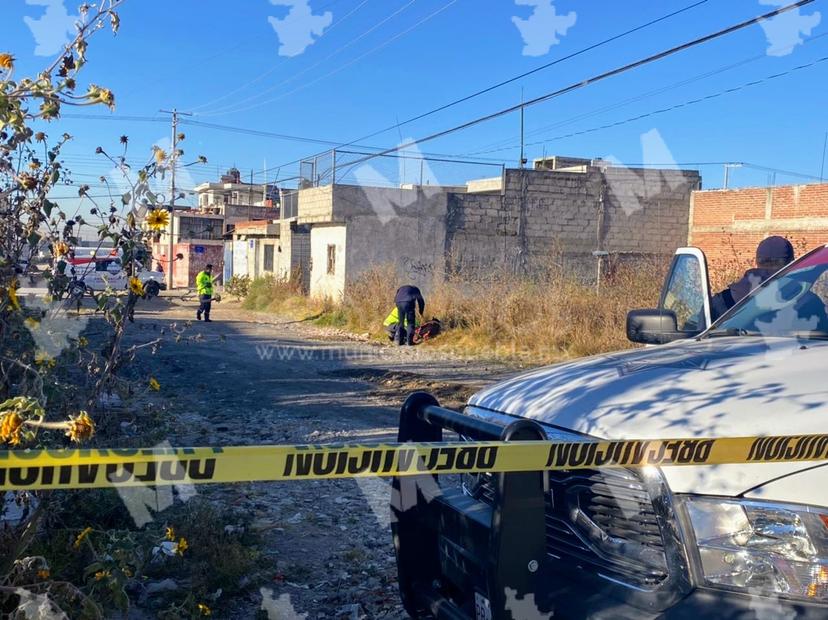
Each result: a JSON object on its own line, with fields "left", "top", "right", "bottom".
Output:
{"left": 66, "top": 411, "right": 95, "bottom": 443}
{"left": 86, "top": 84, "right": 115, "bottom": 110}
{"left": 18, "top": 174, "right": 38, "bottom": 191}
{"left": 176, "top": 537, "right": 189, "bottom": 555}
{"left": 145, "top": 209, "right": 169, "bottom": 231}
{"left": 3, "top": 284, "right": 21, "bottom": 311}
{"left": 0, "top": 411, "right": 24, "bottom": 446}
{"left": 73, "top": 526, "right": 93, "bottom": 549}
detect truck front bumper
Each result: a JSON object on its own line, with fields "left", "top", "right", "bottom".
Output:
{"left": 392, "top": 393, "right": 828, "bottom": 620}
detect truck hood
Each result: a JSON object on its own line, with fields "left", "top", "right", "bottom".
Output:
{"left": 468, "top": 337, "right": 828, "bottom": 498}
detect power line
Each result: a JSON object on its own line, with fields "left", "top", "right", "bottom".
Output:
{"left": 464, "top": 55, "right": 764, "bottom": 156}
{"left": 257, "top": 0, "right": 718, "bottom": 176}
{"left": 194, "top": 0, "right": 414, "bottom": 115}
{"left": 61, "top": 113, "right": 165, "bottom": 123}
{"left": 180, "top": 118, "right": 367, "bottom": 147}
{"left": 468, "top": 53, "right": 828, "bottom": 156}
{"left": 330, "top": 0, "right": 712, "bottom": 152}
{"left": 331, "top": 0, "right": 815, "bottom": 175}
{"left": 200, "top": 0, "right": 458, "bottom": 118}
{"left": 190, "top": 0, "right": 375, "bottom": 113}
{"left": 468, "top": 29, "right": 828, "bottom": 156}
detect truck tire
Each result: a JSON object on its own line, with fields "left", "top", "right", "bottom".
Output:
{"left": 68, "top": 281, "right": 86, "bottom": 312}
{"left": 68, "top": 281, "right": 86, "bottom": 302}
{"left": 143, "top": 281, "right": 161, "bottom": 299}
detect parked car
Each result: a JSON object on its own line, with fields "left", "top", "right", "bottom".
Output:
{"left": 69, "top": 256, "right": 166, "bottom": 298}
{"left": 393, "top": 245, "right": 828, "bottom": 619}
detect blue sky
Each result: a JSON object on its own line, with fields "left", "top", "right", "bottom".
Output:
{"left": 5, "top": 0, "right": 828, "bottom": 210}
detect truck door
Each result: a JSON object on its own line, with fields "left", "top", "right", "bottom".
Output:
{"left": 98, "top": 259, "right": 125, "bottom": 290}
{"left": 658, "top": 247, "right": 712, "bottom": 333}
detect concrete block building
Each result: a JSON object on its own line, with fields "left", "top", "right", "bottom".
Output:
{"left": 275, "top": 156, "right": 701, "bottom": 300}
{"left": 150, "top": 168, "right": 279, "bottom": 287}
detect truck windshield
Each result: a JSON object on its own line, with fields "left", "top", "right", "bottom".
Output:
{"left": 706, "top": 246, "right": 828, "bottom": 339}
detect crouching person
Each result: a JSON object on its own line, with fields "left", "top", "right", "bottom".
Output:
{"left": 393, "top": 284, "right": 425, "bottom": 346}
{"left": 384, "top": 306, "right": 422, "bottom": 342}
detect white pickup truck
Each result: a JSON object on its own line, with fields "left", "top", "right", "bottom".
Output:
{"left": 393, "top": 245, "right": 828, "bottom": 619}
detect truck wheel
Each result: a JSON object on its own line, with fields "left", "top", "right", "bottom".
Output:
{"left": 68, "top": 281, "right": 86, "bottom": 302}
{"left": 68, "top": 282, "right": 86, "bottom": 312}
{"left": 143, "top": 281, "right": 160, "bottom": 299}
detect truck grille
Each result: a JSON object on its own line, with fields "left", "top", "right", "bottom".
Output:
{"left": 545, "top": 468, "right": 669, "bottom": 590}
{"left": 463, "top": 468, "right": 669, "bottom": 590}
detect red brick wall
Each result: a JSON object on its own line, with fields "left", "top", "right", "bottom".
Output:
{"left": 690, "top": 183, "right": 828, "bottom": 278}
{"left": 151, "top": 242, "right": 224, "bottom": 288}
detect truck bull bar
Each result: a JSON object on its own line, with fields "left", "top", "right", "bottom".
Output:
{"left": 392, "top": 392, "right": 550, "bottom": 619}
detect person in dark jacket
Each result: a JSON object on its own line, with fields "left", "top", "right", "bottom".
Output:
{"left": 710, "top": 236, "right": 794, "bottom": 321}
{"left": 394, "top": 284, "right": 425, "bottom": 346}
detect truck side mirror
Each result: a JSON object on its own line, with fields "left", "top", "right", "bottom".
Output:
{"left": 626, "top": 309, "right": 693, "bottom": 345}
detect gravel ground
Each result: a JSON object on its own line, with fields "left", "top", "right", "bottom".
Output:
{"left": 121, "top": 295, "right": 522, "bottom": 618}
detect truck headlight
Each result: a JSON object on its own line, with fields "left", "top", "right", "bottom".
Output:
{"left": 682, "top": 496, "right": 828, "bottom": 600}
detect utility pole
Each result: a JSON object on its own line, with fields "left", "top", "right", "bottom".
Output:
{"left": 519, "top": 88, "right": 526, "bottom": 169}
{"left": 820, "top": 131, "right": 827, "bottom": 182}
{"left": 160, "top": 108, "right": 192, "bottom": 290}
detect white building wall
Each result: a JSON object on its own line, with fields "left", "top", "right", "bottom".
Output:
{"left": 309, "top": 225, "right": 346, "bottom": 299}
{"left": 232, "top": 239, "right": 249, "bottom": 277}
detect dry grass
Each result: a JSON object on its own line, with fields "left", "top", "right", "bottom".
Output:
{"left": 241, "top": 271, "right": 327, "bottom": 318}
{"left": 242, "top": 259, "right": 669, "bottom": 365}
{"left": 422, "top": 260, "right": 665, "bottom": 362}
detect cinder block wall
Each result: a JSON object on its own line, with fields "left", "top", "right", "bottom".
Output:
{"left": 296, "top": 186, "right": 334, "bottom": 223}
{"left": 446, "top": 167, "right": 700, "bottom": 275}
{"left": 690, "top": 183, "right": 828, "bottom": 271}
{"left": 335, "top": 184, "right": 450, "bottom": 295}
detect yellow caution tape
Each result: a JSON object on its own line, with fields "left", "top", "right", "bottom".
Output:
{"left": 1, "top": 434, "right": 827, "bottom": 491}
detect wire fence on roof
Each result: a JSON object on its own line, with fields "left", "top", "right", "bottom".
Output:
{"left": 295, "top": 148, "right": 505, "bottom": 191}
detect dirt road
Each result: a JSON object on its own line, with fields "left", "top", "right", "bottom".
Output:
{"left": 123, "top": 296, "right": 521, "bottom": 618}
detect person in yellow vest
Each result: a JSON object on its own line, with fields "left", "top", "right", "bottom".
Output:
{"left": 383, "top": 306, "right": 420, "bottom": 342}
{"left": 196, "top": 264, "right": 216, "bottom": 322}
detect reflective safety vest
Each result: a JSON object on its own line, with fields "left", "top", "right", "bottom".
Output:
{"left": 383, "top": 307, "right": 419, "bottom": 327}
{"left": 196, "top": 271, "right": 214, "bottom": 296}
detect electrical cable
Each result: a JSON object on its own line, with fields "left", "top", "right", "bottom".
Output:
{"left": 466, "top": 29, "right": 828, "bottom": 157}
{"left": 467, "top": 54, "right": 828, "bottom": 156}
{"left": 332, "top": 0, "right": 815, "bottom": 177}
{"left": 194, "top": 0, "right": 415, "bottom": 114}
{"left": 327, "top": 0, "right": 713, "bottom": 154}
{"left": 201, "top": 0, "right": 457, "bottom": 118}
{"left": 256, "top": 0, "right": 718, "bottom": 176}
